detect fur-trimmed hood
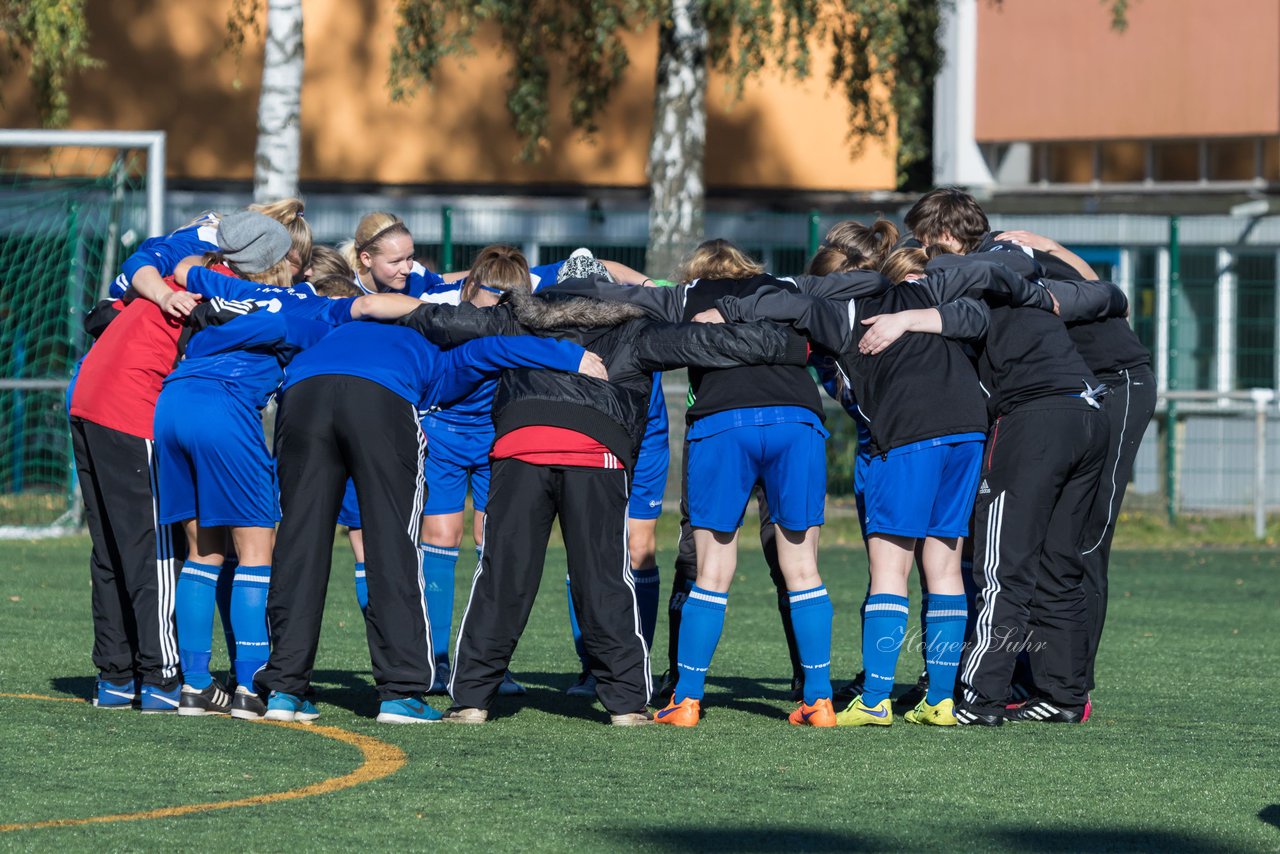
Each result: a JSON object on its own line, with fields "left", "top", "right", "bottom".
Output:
{"left": 505, "top": 287, "right": 647, "bottom": 331}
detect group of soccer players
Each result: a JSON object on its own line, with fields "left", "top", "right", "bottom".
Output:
{"left": 67, "top": 186, "right": 1151, "bottom": 728}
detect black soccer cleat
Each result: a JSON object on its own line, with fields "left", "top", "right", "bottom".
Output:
{"left": 893, "top": 670, "right": 929, "bottom": 712}
{"left": 954, "top": 704, "right": 1005, "bottom": 727}
{"left": 178, "top": 680, "right": 232, "bottom": 716}
{"left": 1004, "top": 698, "right": 1086, "bottom": 724}
{"left": 230, "top": 685, "right": 268, "bottom": 720}
{"left": 834, "top": 672, "right": 866, "bottom": 706}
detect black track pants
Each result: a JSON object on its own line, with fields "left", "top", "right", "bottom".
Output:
{"left": 70, "top": 417, "right": 181, "bottom": 689}
{"left": 259, "top": 376, "right": 430, "bottom": 701}
{"left": 1079, "top": 365, "right": 1157, "bottom": 690}
{"left": 451, "top": 459, "right": 650, "bottom": 714}
{"left": 958, "top": 400, "right": 1109, "bottom": 714}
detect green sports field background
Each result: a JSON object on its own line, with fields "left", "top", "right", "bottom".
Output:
{"left": 0, "top": 531, "right": 1276, "bottom": 852}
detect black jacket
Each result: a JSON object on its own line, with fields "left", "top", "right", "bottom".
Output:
{"left": 399, "top": 290, "right": 808, "bottom": 467}
{"left": 713, "top": 261, "right": 1041, "bottom": 454}
{"left": 546, "top": 272, "right": 892, "bottom": 425}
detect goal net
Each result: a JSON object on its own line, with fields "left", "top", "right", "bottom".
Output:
{"left": 0, "top": 130, "right": 165, "bottom": 537}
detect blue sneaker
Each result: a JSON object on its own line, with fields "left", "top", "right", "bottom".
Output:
{"left": 427, "top": 662, "right": 451, "bottom": 696}
{"left": 264, "top": 691, "right": 320, "bottom": 723}
{"left": 139, "top": 683, "right": 181, "bottom": 714}
{"left": 376, "top": 696, "right": 444, "bottom": 724}
{"left": 497, "top": 671, "right": 527, "bottom": 697}
{"left": 93, "top": 679, "right": 136, "bottom": 709}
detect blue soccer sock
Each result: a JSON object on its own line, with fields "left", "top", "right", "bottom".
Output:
{"left": 420, "top": 544, "right": 459, "bottom": 666}
{"left": 673, "top": 586, "right": 729, "bottom": 703}
{"left": 354, "top": 562, "right": 368, "bottom": 615}
{"left": 789, "top": 585, "right": 834, "bottom": 705}
{"left": 631, "top": 566, "right": 660, "bottom": 650}
{"left": 176, "top": 561, "right": 221, "bottom": 690}
{"left": 566, "top": 575, "right": 588, "bottom": 668}
{"left": 230, "top": 564, "right": 271, "bottom": 688}
{"left": 216, "top": 559, "right": 237, "bottom": 666}
{"left": 917, "top": 591, "right": 930, "bottom": 671}
{"left": 923, "top": 593, "right": 967, "bottom": 705}
{"left": 860, "top": 593, "right": 909, "bottom": 707}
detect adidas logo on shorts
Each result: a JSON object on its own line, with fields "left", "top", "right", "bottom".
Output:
{"left": 978, "top": 480, "right": 991, "bottom": 495}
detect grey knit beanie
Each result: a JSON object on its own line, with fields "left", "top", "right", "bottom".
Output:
{"left": 217, "top": 211, "right": 291, "bottom": 273}
{"left": 556, "top": 247, "right": 613, "bottom": 283}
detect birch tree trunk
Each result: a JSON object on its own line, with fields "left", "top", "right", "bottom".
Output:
{"left": 645, "top": 0, "right": 708, "bottom": 280}
{"left": 253, "top": 0, "right": 304, "bottom": 202}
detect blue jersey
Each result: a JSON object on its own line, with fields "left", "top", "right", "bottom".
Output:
{"left": 112, "top": 215, "right": 220, "bottom": 298}
{"left": 354, "top": 261, "right": 448, "bottom": 298}
{"left": 416, "top": 260, "right": 565, "bottom": 430}
{"left": 186, "top": 266, "right": 353, "bottom": 325}
{"left": 529, "top": 261, "right": 564, "bottom": 289}
{"left": 282, "top": 323, "right": 586, "bottom": 411}
{"left": 167, "top": 310, "right": 343, "bottom": 409}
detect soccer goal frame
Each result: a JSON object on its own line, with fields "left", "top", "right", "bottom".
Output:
{"left": 0, "top": 129, "right": 166, "bottom": 537}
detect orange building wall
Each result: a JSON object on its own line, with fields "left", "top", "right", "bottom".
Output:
{"left": 975, "top": 0, "right": 1280, "bottom": 142}
{"left": 1, "top": 0, "right": 896, "bottom": 193}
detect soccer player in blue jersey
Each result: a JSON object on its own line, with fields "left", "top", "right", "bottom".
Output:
{"left": 341, "top": 211, "right": 466, "bottom": 298}
{"left": 141, "top": 229, "right": 364, "bottom": 719}
{"left": 112, "top": 199, "right": 312, "bottom": 300}
{"left": 256, "top": 298, "right": 603, "bottom": 724}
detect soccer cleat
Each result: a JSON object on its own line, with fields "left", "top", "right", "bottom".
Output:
{"left": 377, "top": 696, "right": 444, "bottom": 724}
{"left": 655, "top": 670, "right": 677, "bottom": 704}
{"left": 834, "top": 696, "right": 892, "bottom": 727}
{"left": 653, "top": 697, "right": 700, "bottom": 727}
{"left": 139, "top": 683, "right": 181, "bottom": 714}
{"left": 610, "top": 711, "right": 654, "bottom": 727}
{"left": 497, "top": 671, "right": 527, "bottom": 697}
{"left": 441, "top": 707, "right": 489, "bottom": 725}
{"left": 1004, "top": 697, "right": 1086, "bottom": 724}
{"left": 833, "top": 672, "right": 865, "bottom": 706}
{"left": 230, "top": 685, "right": 267, "bottom": 720}
{"left": 789, "top": 698, "right": 837, "bottom": 727}
{"left": 92, "top": 679, "right": 136, "bottom": 709}
{"left": 954, "top": 704, "right": 1005, "bottom": 727}
{"left": 904, "top": 697, "right": 958, "bottom": 726}
{"left": 427, "top": 662, "right": 451, "bottom": 696}
{"left": 264, "top": 691, "right": 320, "bottom": 723}
{"left": 565, "top": 671, "right": 598, "bottom": 698}
{"left": 893, "top": 670, "right": 929, "bottom": 712}
{"left": 178, "top": 680, "right": 232, "bottom": 716}
{"left": 1082, "top": 695, "right": 1093, "bottom": 722}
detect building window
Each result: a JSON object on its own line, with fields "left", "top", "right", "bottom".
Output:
{"left": 1234, "top": 251, "right": 1277, "bottom": 389}
{"left": 1172, "top": 249, "right": 1218, "bottom": 390}
{"left": 1207, "top": 138, "right": 1256, "bottom": 182}
{"left": 1046, "top": 142, "right": 1094, "bottom": 184}
{"left": 1152, "top": 141, "right": 1201, "bottom": 182}
{"left": 1099, "top": 141, "right": 1145, "bottom": 183}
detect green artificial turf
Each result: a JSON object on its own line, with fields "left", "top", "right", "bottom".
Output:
{"left": 0, "top": 534, "right": 1276, "bottom": 852}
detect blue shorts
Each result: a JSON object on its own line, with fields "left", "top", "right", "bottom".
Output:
{"left": 629, "top": 383, "right": 669, "bottom": 519}
{"left": 629, "top": 436, "right": 669, "bottom": 519}
{"left": 154, "top": 378, "right": 279, "bottom": 528}
{"left": 337, "top": 478, "right": 361, "bottom": 529}
{"left": 686, "top": 421, "right": 827, "bottom": 533}
{"left": 863, "top": 437, "right": 984, "bottom": 539}
{"left": 422, "top": 423, "right": 493, "bottom": 516}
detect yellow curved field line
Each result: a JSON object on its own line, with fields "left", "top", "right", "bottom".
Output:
{"left": 0, "top": 692, "right": 406, "bottom": 833}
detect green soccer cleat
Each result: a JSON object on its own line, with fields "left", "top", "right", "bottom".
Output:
{"left": 834, "top": 696, "right": 892, "bottom": 727}
{"left": 904, "top": 697, "right": 958, "bottom": 726}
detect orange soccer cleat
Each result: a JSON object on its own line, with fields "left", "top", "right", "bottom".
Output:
{"left": 653, "top": 696, "right": 701, "bottom": 727}
{"left": 788, "top": 698, "right": 837, "bottom": 727}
